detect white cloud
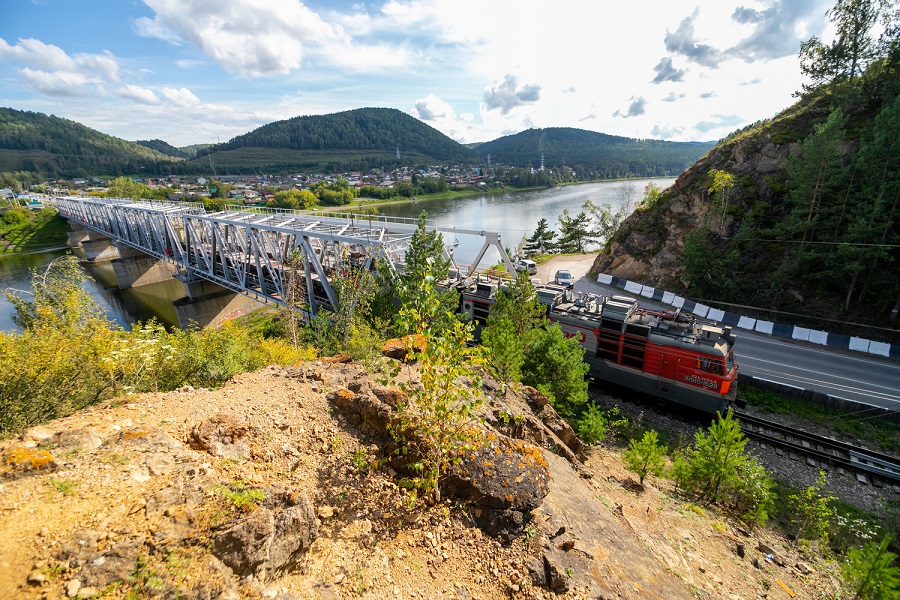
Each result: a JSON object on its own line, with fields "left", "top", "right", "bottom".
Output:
{"left": 117, "top": 84, "right": 161, "bottom": 104}
{"left": 0, "top": 37, "right": 120, "bottom": 92}
{"left": 414, "top": 93, "right": 456, "bottom": 120}
{"left": 18, "top": 68, "right": 104, "bottom": 96}
{"left": 0, "top": 37, "right": 76, "bottom": 71}
{"left": 483, "top": 75, "right": 541, "bottom": 115}
{"left": 613, "top": 97, "right": 647, "bottom": 119}
{"left": 160, "top": 87, "right": 201, "bottom": 107}
{"left": 135, "top": 0, "right": 340, "bottom": 77}
{"left": 651, "top": 124, "right": 685, "bottom": 139}
{"left": 651, "top": 57, "right": 687, "bottom": 84}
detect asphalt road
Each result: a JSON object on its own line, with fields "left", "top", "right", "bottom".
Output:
{"left": 540, "top": 255, "right": 900, "bottom": 413}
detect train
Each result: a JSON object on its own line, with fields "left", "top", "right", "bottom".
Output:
{"left": 451, "top": 274, "right": 739, "bottom": 414}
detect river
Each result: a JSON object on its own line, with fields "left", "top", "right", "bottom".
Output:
{"left": 378, "top": 177, "right": 675, "bottom": 268}
{"left": 0, "top": 178, "right": 674, "bottom": 332}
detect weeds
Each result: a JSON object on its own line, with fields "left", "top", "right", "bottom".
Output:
{"left": 215, "top": 483, "right": 266, "bottom": 512}
{"left": 49, "top": 477, "right": 77, "bottom": 496}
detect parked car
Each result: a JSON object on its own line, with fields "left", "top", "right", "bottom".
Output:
{"left": 514, "top": 259, "right": 537, "bottom": 275}
{"left": 554, "top": 269, "right": 574, "bottom": 289}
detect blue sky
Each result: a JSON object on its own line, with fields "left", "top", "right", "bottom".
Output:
{"left": 1, "top": 0, "right": 834, "bottom": 147}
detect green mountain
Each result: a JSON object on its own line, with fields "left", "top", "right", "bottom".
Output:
{"left": 0, "top": 107, "right": 177, "bottom": 177}
{"left": 135, "top": 139, "right": 190, "bottom": 160}
{"left": 199, "top": 107, "right": 476, "bottom": 170}
{"left": 473, "top": 128, "right": 715, "bottom": 178}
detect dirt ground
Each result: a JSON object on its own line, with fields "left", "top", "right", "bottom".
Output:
{"left": 1, "top": 356, "right": 855, "bottom": 600}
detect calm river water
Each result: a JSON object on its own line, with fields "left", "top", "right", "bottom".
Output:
{"left": 0, "top": 177, "right": 674, "bottom": 332}
{"left": 379, "top": 177, "right": 674, "bottom": 269}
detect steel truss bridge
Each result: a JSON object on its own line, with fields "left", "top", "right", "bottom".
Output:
{"left": 52, "top": 196, "right": 516, "bottom": 314}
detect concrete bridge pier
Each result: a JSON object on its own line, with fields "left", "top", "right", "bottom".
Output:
{"left": 80, "top": 230, "right": 123, "bottom": 262}
{"left": 111, "top": 245, "right": 179, "bottom": 289}
{"left": 173, "top": 274, "right": 264, "bottom": 330}
{"left": 66, "top": 222, "right": 91, "bottom": 248}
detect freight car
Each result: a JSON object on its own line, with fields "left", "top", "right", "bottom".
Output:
{"left": 456, "top": 276, "right": 738, "bottom": 414}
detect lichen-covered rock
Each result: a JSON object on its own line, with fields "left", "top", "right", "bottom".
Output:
{"left": 380, "top": 335, "right": 425, "bottom": 361}
{"left": 211, "top": 486, "right": 318, "bottom": 582}
{"left": 1, "top": 446, "right": 56, "bottom": 474}
{"left": 444, "top": 435, "right": 550, "bottom": 512}
{"left": 188, "top": 416, "right": 250, "bottom": 460}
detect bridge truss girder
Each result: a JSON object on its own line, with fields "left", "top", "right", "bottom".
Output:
{"left": 52, "top": 197, "right": 516, "bottom": 318}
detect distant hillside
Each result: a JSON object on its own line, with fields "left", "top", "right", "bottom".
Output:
{"left": 135, "top": 139, "right": 190, "bottom": 160}
{"left": 202, "top": 107, "right": 476, "bottom": 168}
{"left": 178, "top": 143, "right": 212, "bottom": 159}
{"left": 475, "top": 128, "right": 714, "bottom": 178}
{"left": 0, "top": 107, "right": 176, "bottom": 177}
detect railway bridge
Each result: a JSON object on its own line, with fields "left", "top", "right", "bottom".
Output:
{"left": 51, "top": 196, "right": 516, "bottom": 328}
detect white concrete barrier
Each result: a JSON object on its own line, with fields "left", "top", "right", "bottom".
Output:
{"left": 672, "top": 296, "right": 685, "bottom": 308}
{"left": 624, "top": 281, "right": 643, "bottom": 294}
{"left": 692, "top": 304, "right": 710, "bottom": 318}
{"left": 597, "top": 274, "right": 613, "bottom": 284}
{"left": 808, "top": 330, "right": 829, "bottom": 345}
{"left": 662, "top": 292, "right": 676, "bottom": 304}
{"left": 849, "top": 337, "right": 870, "bottom": 352}
{"left": 868, "top": 341, "right": 891, "bottom": 357}
{"left": 737, "top": 316, "right": 756, "bottom": 330}
{"left": 707, "top": 308, "right": 725, "bottom": 322}
{"left": 640, "top": 286, "right": 655, "bottom": 298}
{"left": 792, "top": 327, "right": 811, "bottom": 342}
{"left": 755, "top": 320, "right": 774, "bottom": 334}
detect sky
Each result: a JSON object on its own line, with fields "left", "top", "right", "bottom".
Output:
{"left": 0, "top": 0, "right": 836, "bottom": 148}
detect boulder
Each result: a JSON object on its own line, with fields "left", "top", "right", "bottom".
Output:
{"left": 444, "top": 435, "right": 550, "bottom": 512}
{"left": 78, "top": 538, "right": 146, "bottom": 588}
{"left": 211, "top": 486, "right": 318, "bottom": 582}
{"left": 189, "top": 416, "right": 250, "bottom": 460}
{"left": 380, "top": 335, "right": 425, "bottom": 361}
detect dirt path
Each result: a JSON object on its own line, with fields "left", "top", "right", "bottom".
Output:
{"left": 535, "top": 254, "right": 598, "bottom": 288}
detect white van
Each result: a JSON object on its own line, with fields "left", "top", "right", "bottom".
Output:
{"left": 514, "top": 259, "right": 537, "bottom": 275}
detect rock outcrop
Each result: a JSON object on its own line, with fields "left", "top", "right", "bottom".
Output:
{"left": 591, "top": 126, "right": 799, "bottom": 291}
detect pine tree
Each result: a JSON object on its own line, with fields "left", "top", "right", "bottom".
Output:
{"left": 674, "top": 410, "right": 749, "bottom": 503}
{"left": 843, "top": 537, "right": 900, "bottom": 600}
{"left": 556, "top": 209, "right": 597, "bottom": 253}
{"left": 623, "top": 430, "right": 667, "bottom": 485}
{"left": 523, "top": 218, "right": 557, "bottom": 255}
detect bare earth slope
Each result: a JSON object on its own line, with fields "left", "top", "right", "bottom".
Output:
{"left": 1, "top": 361, "right": 842, "bottom": 599}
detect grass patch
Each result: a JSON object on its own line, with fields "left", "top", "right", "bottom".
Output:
{"left": 738, "top": 384, "right": 900, "bottom": 453}
{"left": 49, "top": 477, "right": 77, "bottom": 496}
{"left": 215, "top": 482, "right": 266, "bottom": 512}
{"left": 0, "top": 208, "right": 69, "bottom": 254}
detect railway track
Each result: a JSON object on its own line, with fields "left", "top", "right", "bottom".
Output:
{"left": 733, "top": 411, "right": 900, "bottom": 487}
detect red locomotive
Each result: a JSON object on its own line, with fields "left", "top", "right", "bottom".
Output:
{"left": 458, "top": 278, "right": 738, "bottom": 414}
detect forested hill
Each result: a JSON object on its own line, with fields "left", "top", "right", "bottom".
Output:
{"left": 135, "top": 138, "right": 192, "bottom": 160}
{"left": 591, "top": 10, "right": 900, "bottom": 336}
{"left": 474, "top": 128, "right": 715, "bottom": 178}
{"left": 204, "top": 107, "right": 476, "bottom": 164}
{"left": 0, "top": 107, "right": 177, "bottom": 177}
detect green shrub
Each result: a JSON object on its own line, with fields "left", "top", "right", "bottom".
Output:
{"left": 672, "top": 411, "right": 774, "bottom": 524}
{"left": 521, "top": 323, "right": 589, "bottom": 417}
{"left": 842, "top": 537, "right": 900, "bottom": 600}
{"left": 1, "top": 206, "right": 33, "bottom": 226}
{"left": 623, "top": 430, "right": 667, "bottom": 484}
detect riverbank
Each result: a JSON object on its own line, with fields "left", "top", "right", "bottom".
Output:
{"left": 0, "top": 208, "right": 70, "bottom": 255}
{"left": 316, "top": 176, "right": 658, "bottom": 214}
{"left": 316, "top": 184, "right": 542, "bottom": 214}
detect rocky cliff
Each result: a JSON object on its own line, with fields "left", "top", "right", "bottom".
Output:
{"left": 590, "top": 99, "right": 828, "bottom": 293}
